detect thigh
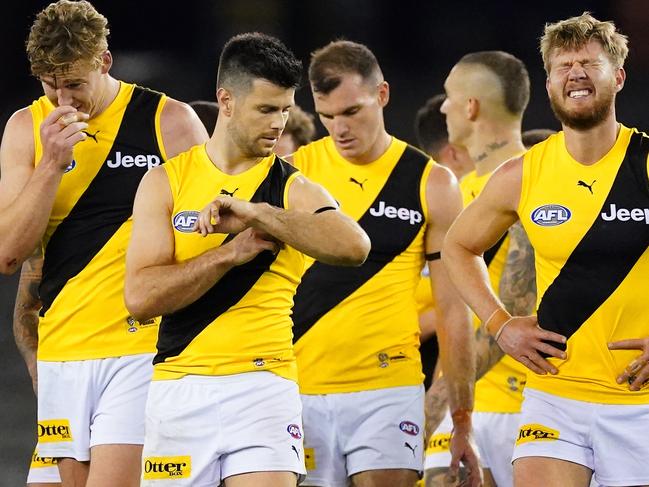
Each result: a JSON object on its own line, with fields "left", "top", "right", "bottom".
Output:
{"left": 224, "top": 471, "right": 297, "bottom": 487}
{"left": 592, "top": 402, "right": 649, "bottom": 486}
{"left": 351, "top": 468, "right": 419, "bottom": 487}
{"left": 342, "top": 385, "right": 425, "bottom": 478}
{"left": 300, "top": 393, "right": 347, "bottom": 487}
{"left": 220, "top": 372, "right": 306, "bottom": 483}
{"left": 512, "top": 389, "right": 594, "bottom": 472}
{"left": 514, "top": 457, "right": 591, "bottom": 487}
{"left": 86, "top": 444, "right": 143, "bottom": 487}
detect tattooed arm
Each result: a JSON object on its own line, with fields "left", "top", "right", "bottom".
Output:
{"left": 13, "top": 247, "right": 43, "bottom": 394}
{"left": 499, "top": 222, "right": 536, "bottom": 317}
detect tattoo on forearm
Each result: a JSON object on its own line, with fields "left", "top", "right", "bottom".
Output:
{"left": 474, "top": 324, "right": 504, "bottom": 380}
{"left": 13, "top": 249, "right": 43, "bottom": 360}
{"left": 499, "top": 222, "right": 536, "bottom": 316}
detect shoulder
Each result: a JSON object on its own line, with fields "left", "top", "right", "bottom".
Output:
{"left": 158, "top": 97, "right": 209, "bottom": 159}
{"left": 1, "top": 107, "right": 35, "bottom": 162}
{"left": 3, "top": 107, "right": 33, "bottom": 135}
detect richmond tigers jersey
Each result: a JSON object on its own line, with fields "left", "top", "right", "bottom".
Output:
{"left": 460, "top": 170, "right": 527, "bottom": 413}
{"left": 520, "top": 126, "right": 649, "bottom": 404}
{"left": 152, "top": 146, "right": 304, "bottom": 382}
{"left": 32, "top": 82, "right": 167, "bottom": 361}
{"left": 292, "top": 136, "right": 432, "bottom": 394}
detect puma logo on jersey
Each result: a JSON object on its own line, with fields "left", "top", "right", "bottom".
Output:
{"left": 531, "top": 204, "right": 571, "bottom": 226}
{"left": 577, "top": 179, "right": 596, "bottom": 194}
{"left": 83, "top": 130, "right": 100, "bottom": 143}
{"left": 601, "top": 203, "right": 649, "bottom": 224}
{"left": 220, "top": 188, "right": 239, "bottom": 197}
{"left": 369, "top": 201, "right": 422, "bottom": 225}
{"left": 349, "top": 177, "right": 367, "bottom": 190}
{"left": 106, "top": 151, "right": 161, "bottom": 170}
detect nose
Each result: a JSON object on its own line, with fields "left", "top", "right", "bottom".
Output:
{"left": 56, "top": 88, "right": 73, "bottom": 107}
{"left": 270, "top": 111, "right": 286, "bottom": 131}
{"left": 567, "top": 62, "right": 587, "bottom": 81}
{"left": 332, "top": 117, "right": 349, "bottom": 137}
{"left": 440, "top": 98, "right": 449, "bottom": 114}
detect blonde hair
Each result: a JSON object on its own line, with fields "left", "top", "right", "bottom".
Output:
{"left": 26, "top": 0, "right": 109, "bottom": 76}
{"left": 540, "top": 12, "right": 628, "bottom": 73}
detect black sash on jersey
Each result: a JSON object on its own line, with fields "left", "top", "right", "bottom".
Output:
{"left": 292, "top": 145, "right": 429, "bottom": 343}
{"left": 154, "top": 158, "right": 297, "bottom": 364}
{"left": 484, "top": 233, "right": 507, "bottom": 267}
{"left": 537, "top": 132, "right": 649, "bottom": 353}
{"left": 39, "top": 87, "right": 164, "bottom": 316}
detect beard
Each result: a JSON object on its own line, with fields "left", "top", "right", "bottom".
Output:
{"left": 227, "top": 118, "right": 270, "bottom": 158}
{"left": 549, "top": 85, "right": 616, "bottom": 131}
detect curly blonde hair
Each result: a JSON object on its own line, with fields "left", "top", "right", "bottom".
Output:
{"left": 540, "top": 12, "right": 628, "bottom": 74}
{"left": 26, "top": 0, "right": 109, "bottom": 76}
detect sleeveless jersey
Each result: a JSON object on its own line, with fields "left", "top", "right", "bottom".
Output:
{"left": 519, "top": 126, "right": 649, "bottom": 404}
{"left": 153, "top": 145, "right": 304, "bottom": 382}
{"left": 32, "top": 82, "right": 168, "bottom": 361}
{"left": 292, "top": 136, "right": 432, "bottom": 394}
{"left": 460, "top": 170, "right": 527, "bottom": 413}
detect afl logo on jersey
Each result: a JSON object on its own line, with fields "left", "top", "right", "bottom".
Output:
{"left": 173, "top": 211, "right": 199, "bottom": 233}
{"left": 287, "top": 424, "right": 302, "bottom": 439}
{"left": 64, "top": 160, "right": 76, "bottom": 173}
{"left": 399, "top": 421, "right": 420, "bottom": 436}
{"left": 531, "top": 204, "right": 571, "bottom": 226}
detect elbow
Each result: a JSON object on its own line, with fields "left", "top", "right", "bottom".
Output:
{"left": 124, "top": 285, "right": 155, "bottom": 323}
{"left": 0, "top": 252, "right": 20, "bottom": 275}
{"left": 344, "top": 231, "right": 371, "bottom": 266}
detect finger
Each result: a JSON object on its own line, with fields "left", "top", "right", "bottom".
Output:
{"left": 66, "top": 131, "right": 88, "bottom": 146}
{"left": 60, "top": 121, "right": 89, "bottom": 138}
{"left": 518, "top": 355, "right": 547, "bottom": 375}
{"left": 608, "top": 339, "right": 645, "bottom": 350}
{"left": 629, "top": 364, "right": 649, "bottom": 391}
{"left": 533, "top": 340, "right": 566, "bottom": 360}
{"left": 43, "top": 105, "right": 77, "bottom": 125}
{"left": 537, "top": 329, "right": 567, "bottom": 345}
{"left": 527, "top": 351, "right": 559, "bottom": 375}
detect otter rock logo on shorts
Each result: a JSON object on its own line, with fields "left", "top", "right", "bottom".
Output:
{"left": 38, "top": 420, "right": 73, "bottom": 443}
{"left": 516, "top": 423, "right": 560, "bottom": 445}
{"left": 428, "top": 432, "right": 452, "bottom": 453}
{"left": 143, "top": 456, "right": 191, "bottom": 480}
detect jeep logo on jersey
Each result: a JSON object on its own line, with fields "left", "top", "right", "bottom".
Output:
{"left": 399, "top": 421, "right": 419, "bottom": 436}
{"left": 601, "top": 203, "right": 649, "bottom": 224}
{"left": 531, "top": 204, "right": 571, "bottom": 226}
{"left": 143, "top": 456, "right": 191, "bottom": 479}
{"left": 287, "top": 424, "right": 302, "bottom": 439}
{"left": 369, "top": 201, "right": 422, "bottom": 225}
{"left": 173, "top": 211, "right": 200, "bottom": 233}
{"left": 64, "top": 160, "right": 76, "bottom": 173}
{"left": 106, "top": 151, "right": 161, "bottom": 170}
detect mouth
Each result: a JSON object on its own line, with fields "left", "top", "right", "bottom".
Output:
{"left": 336, "top": 138, "right": 355, "bottom": 148}
{"left": 566, "top": 88, "right": 593, "bottom": 99}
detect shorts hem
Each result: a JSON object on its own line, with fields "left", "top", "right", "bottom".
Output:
{"left": 34, "top": 447, "right": 89, "bottom": 462}
{"left": 222, "top": 464, "right": 306, "bottom": 481}
{"left": 511, "top": 451, "right": 593, "bottom": 471}
{"left": 595, "top": 476, "right": 649, "bottom": 487}
{"left": 347, "top": 465, "right": 423, "bottom": 477}
{"left": 89, "top": 436, "right": 144, "bottom": 448}
{"left": 300, "top": 477, "right": 346, "bottom": 487}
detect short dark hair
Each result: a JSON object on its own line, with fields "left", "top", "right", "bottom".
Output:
{"left": 284, "top": 105, "right": 316, "bottom": 148}
{"left": 309, "top": 40, "right": 382, "bottom": 94}
{"left": 458, "top": 51, "right": 530, "bottom": 116}
{"left": 189, "top": 100, "right": 218, "bottom": 133}
{"left": 217, "top": 32, "right": 302, "bottom": 93}
{"left": 522, "top": 128, "right": 556, "bottom": 148}
{"left": 414, "top": 95, "right": 448, "bottom": 158}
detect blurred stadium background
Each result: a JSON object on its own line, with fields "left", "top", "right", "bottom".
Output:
{"left": 1, "top": 0, "right": 647, "bottom": 482}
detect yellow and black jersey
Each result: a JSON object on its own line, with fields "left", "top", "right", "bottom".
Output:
{"left": 520, "top": 126, "right": 649, "bottom": 404}
{"left": 153, "top": 146, "right": 304, "bottom": 382}
{"left": 32, "top": 82, "right": 168, "bottom": 361}
{"left": 460, "top": 170, "right": 527, "bottom": 413}
{"left": 292, "top": 136, "right": 433, "bottom": 394}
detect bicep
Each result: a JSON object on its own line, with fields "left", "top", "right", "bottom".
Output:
{"left": 0, "top": 108, "right": 36, "bottom": 209}
{"left": 286, "top": 175, "right": 338, "bottom": 212}
{"left": 159, "top": 99, "right": 209, "bottom": 159}
{"left": 127, "top": 168, "right": 175, "bottom": 275}
{"left": 424, "top": 165, "right": 464, "bottom": 253}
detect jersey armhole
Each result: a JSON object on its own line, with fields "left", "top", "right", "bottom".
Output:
{"left": 154, "top": 95, "right": 169, "bottom": 162}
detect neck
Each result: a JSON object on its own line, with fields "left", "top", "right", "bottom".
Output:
{"left": 467, "top": 123, "right": 526, "bottom": 176}
{"left": 346, "top": 129, "right": 392, "bottom": 165}
{"left": 562, "top": 112, "right": 619, "bottom": 166}
{"left": 206, "top": 119, "right": 263, "bottom": 175}
{"left": 93, "top": 75, "right": 120, "bottom": 118}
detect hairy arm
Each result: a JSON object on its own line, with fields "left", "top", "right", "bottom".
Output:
{"left": 124, "top": 168, "right": 278, "bottom": 321}
{"left": 12, "top": 248, "right": 43, "bottom": 394}
{"left": 0, "top": 106, "right": 88, "bottom": 274}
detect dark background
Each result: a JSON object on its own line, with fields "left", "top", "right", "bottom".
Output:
{"left": 1, "top": 0, "right": 647, "bottom": 483}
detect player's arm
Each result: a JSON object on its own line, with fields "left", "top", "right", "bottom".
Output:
{"left": 0, "top": 106, "right": 88, "bottom": 274}
{"left": 12, "top": 247, "right": 43, "bottom": 394}
{"left": 158, "top": 98, "right": 209, "bottom": 159}
{"left": 424, "top": 164, "right": 481, "bottom": 486}
{"left": 124, "top": 167, "right": 278, "bottom": 321}
{"left": 195, "top": 175, "right": 370, "bottom": 266}
{"left": 442, "top": 157, "right": 566, "bottom": 375}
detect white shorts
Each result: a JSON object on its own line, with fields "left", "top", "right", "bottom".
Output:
{"left": 142, "top": 371, "right": 306, "bottom": 485}
{"left": 301, "top": 385, "right": 424, "bottom": 487}
{"left": 37, "top": 353, "right": 154, "bottom": 460}
{"left": 424, "top": 410, "right": 519, "bottom": 487}
{"left": 26, "top": 446, "right": 61, "bottom": 484}
{"left": 513, "top": 388, "right": 649, "bottom": 487}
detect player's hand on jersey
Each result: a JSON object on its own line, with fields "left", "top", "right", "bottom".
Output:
{"left": 448, "top": 426, "right": 482, "bottom": 487}
{"left": 224, "top": 227, "right": 280, "bottom": 266}
{"left": 608, "top": 337, "right": 649, "bottom": 391}
{"left": 424, "top": 377, "right": 448, "bottom": 440}
{"left": 194, "top": 196, "right": 258, "bottom": 236}
{"left": 496, "top": 315, "right": 566, "bottom": 375}
{"left": 40, "top": 106, "right": 89, "bottom": 172}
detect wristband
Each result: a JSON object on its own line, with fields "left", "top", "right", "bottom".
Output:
{"left": 485, "top": 308, "right": 512, "bottom": 337}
